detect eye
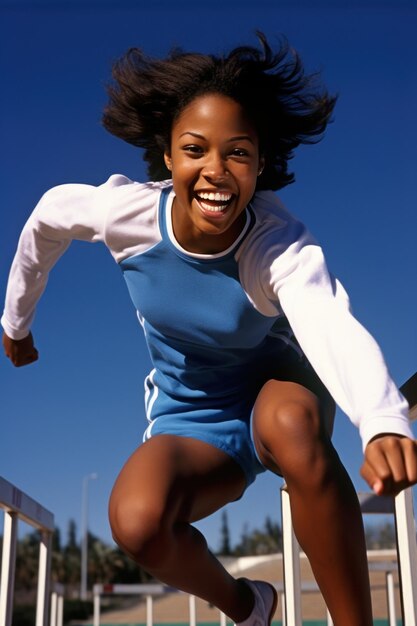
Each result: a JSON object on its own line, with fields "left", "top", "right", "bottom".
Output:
{"left": 230, "top": 147, "right": 250, "bottom": 158}
{"left": 182, "top": 144, "right": 204, "bottom": 155}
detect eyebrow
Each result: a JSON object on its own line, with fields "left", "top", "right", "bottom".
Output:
{"left": 179, "top": 131, "right": 255, "bottom": 144}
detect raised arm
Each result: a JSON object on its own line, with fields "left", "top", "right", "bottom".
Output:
{"left": 2, "top": 182, "right": 107, "bottom": 364}
{"left": 260, "top": 211, "right": 415, "bottom": 493}
{"left": 269, "top": 226, "right": 412, "bottom": 446}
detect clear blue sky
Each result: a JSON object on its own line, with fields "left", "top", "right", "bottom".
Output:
{"left": 1, "top": 0, "right": 416, "bottom": 554}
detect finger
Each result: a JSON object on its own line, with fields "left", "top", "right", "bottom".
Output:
{"left": 381, "top": 438, "right": 408, "bottom": 487}
{"left": 364, "top": 437, "right": 417, "bottom": 495}
{"left": 375, "top": 437, "right": 417, "bottom": 494}
{"left": 362, "top": 440, "right": 399, "bottom": 494}
{"left": 23, "top": 350, "right": 39, "bottom": 366}
{"left": 401, "top": 438, "right": 417, "bottom": 486}
{"left": 360, "top": 457, "right": 387, "bottom": 495}
{"left": 14, "top": 349, "right": 39, "bottom": 367}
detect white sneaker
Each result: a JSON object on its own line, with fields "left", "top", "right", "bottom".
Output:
{"left": 235, "top": 578, "right": 278, "bottom": 626}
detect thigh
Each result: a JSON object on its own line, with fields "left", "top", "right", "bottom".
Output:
{"left": 109, "top": 434, "right": 247, "bottom": 526}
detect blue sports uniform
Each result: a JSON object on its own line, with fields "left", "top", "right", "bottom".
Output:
{"left": 122, "top": 187, "right": 312, "bottom": 484}
{"left": 2, "top": 176, "right": 412, "bottom": 487}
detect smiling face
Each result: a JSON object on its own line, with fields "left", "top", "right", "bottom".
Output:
{"left": 164, "top": 94, "right": 264, "bottom": 254}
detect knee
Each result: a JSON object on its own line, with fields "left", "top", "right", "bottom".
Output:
{"left": 254, "top": 380, "right": 325, "bottom": 445}
{"left": 108, "top": 494, "right": 171, "bottom": 569}
{"left": 253, "top": 382, "right": 334, "bottom": 485}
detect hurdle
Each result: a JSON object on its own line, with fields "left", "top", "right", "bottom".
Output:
{"left": 0, "top": 476, "right": 55, "bottom": 626}
{"left": 93, "top": 583, "right": 207, "bottom": 626}
{"left": 50, "top": 584, "right": 64, "bottom": 626}
{"left": 93, "top": 571, "right": 398, "bottom": 626}
{"left": 281, "top": 371, "right": 417, "bottom": 626}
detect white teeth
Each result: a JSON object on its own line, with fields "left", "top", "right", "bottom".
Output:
{"left": 199, "top": 201, "right": 228, "bottom": 212}
{"left": 198, "top": 191, "right": 232, "bottom": 202}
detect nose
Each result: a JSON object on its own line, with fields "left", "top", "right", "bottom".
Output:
{"left": 202, "top": 152, "right": 228, "bottom": 182}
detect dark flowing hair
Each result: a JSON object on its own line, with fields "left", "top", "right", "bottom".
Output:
{"left": 103, "top": 32, "right": 337, "bottom": 190}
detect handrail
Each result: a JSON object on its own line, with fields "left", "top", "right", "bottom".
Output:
{"left": 401, "top": 372, "right": 417, "bottom": 421}
{"left": 0, "top": 476, "right": 54, "bottom": 626}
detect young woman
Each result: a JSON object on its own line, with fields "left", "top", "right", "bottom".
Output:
{"left": 3, "top": 34, "right": 416, "bottom": 625}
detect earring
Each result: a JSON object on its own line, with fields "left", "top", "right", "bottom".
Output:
{"left": 257, "top": 167, "right": 264, "bottom": 176}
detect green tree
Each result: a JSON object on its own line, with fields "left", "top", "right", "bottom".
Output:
{"left": 15, "top": 531, "right": 41, "bottom": 591}
{"left": 234, "top": 523, "right": 251, "bottom": 556}
{"left": 66, "top": 519, "right": 78, "bottom": 553}
{"left": 52, "top": 527, "right": 61, "bottom": 552}
{"left": 13, "top": 521, "right": 153, "bottom": 603}
{"left": 365, "top": 522, "right": 396, "bottom": 549}
{"left": 234, "top": 517, "right": 282, "bottom": 555}
{"left": 218, "top": 510, "right": 232, "bottom": 555}
{"left": 61, "top": 519, "right": 81, "bottom": 587}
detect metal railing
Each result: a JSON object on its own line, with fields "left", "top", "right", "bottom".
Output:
{"left": 92, "top": 583, "right": 222, "bottom": 626}
{"left": 0, "top": 476, "right": 55, "bottom": 626}
{"left": 93, "top": 565, "right": 400, "bottom": 626}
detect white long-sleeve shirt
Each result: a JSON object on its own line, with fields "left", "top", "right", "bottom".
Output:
{"left": 2, "top": 175, "right": 412, "bottom": 450}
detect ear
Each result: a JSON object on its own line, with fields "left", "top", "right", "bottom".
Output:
{"left": 164, "top": 152, "right": 172, "bottom": 172}
{"left": 257, "top": 156, "right": 265, "bottom": 177}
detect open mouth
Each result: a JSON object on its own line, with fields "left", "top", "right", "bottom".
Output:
{"left": 195, "top": 191, "right": 234, "bottom": 213}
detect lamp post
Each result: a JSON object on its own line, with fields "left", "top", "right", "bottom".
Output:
{"left": 80, "top": 472, "right": 97, "bottom": 600}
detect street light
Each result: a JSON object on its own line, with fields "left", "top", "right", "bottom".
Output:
{"left": 80, "top": 472, "right": 98, "bottom": 600}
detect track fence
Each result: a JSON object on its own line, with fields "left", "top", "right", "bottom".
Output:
{"left": 0, "top": 476, "right": 56, "bottom": 626}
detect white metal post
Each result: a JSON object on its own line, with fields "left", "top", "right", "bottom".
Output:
{"left": 81, "top": 473, "right": 97, "bottom": 600}
{"left": 57, "top": 595, "right": 63, "bottom": 626}
{"left": 394, "top": 487, "right": 417, "bottom": 626}
{"left": 0, "top": 511, "right": 18, "bottom": 626}
{"left": 52, "top": 585, "right": 64, "bottom": 626}
{"left": 93, "top": 587, "right": 100, "bottom": 626}
{"left": 386, "top": 571, "right": 396, "bottom": 626}
{"left": 189, "top": 594, "right": 196, "bottom": 626}
{"left": 281, "top": 592, "right": 286, "bottom": 626}
{"left": 36, "top": 530, "right": 52, "bottom": 626}
{"left": 50, "top": 593, "right": 57, "bottom": 626}
{"left": 56, "top": 596, "right": 64, "bottom": 626}
{"left": 281, "top": 486, "right": 302, "bottom": 626}
{"left": 146, "top": 594, "right": 153, "bottom": 626}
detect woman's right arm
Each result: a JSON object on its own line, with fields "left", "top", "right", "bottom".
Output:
{"left": 1, "top": 182, "right": 107, "bottom": 365}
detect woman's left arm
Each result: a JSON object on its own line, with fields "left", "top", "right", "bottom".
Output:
{"left": 266, "top": 217, "right": 414, "bottom": 454}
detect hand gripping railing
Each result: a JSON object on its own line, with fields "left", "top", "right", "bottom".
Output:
{"left": 0, "top": 476, "right": 54, "bottom": 626}
{"left": 281, "top": 371, "right": 417, "bottom": 626}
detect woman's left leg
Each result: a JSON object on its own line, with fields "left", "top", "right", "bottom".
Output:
{"left": 252, "top": 380, "right": 373, "bottom": 626}
{"left": 109, "top": 435, "right": 267, "bottom": 623}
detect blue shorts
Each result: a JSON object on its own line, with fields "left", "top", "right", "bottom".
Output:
{"left": 143, "top": 344, "right": 331, "bottom": 488}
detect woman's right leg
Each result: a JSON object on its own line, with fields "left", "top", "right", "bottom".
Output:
{"left": 252, "top": 380, "right": 373, "bottom": 626}
{"left": 109, "top": 434, "right": 255, "bottom": 623}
